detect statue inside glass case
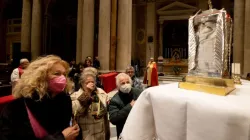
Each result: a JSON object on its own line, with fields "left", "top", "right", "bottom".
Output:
{"left": 179, "top": 6, "right": 235, "bottom": 96}
{"left": 188, "top": 9, "right": 233, "bottom": 78}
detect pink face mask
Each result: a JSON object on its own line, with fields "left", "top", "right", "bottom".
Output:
{"left": 48, "top": 75, "right": 67, "bottom": 94}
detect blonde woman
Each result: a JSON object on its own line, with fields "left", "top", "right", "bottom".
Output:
{"left": 0, "top": 55, "right": 80, "bottom": 140}
{"left": 71, "top": 72, "right": 110, "bottom": 140}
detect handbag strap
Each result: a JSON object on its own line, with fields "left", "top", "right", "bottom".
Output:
{"left": 25, "top": 102, "right": 48, "bottom": 138}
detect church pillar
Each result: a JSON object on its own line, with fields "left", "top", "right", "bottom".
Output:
{"left": 81, "top": 0, "right": 95, "bottom": 60}
{"left": 98, "top": 0, "right": 111, "bottom": 72}
{"left": 116, "top": 0, "right": 132, "bottom": 72}
{"left": 132, "top": 5, "right": 137, "bottom": 60}
{"left": 159, "top": 21, "right": 163, "bottom": 57}
{"left": 110, "top": 0, "right": 118, "bottom": 70}
{"left": 146, "top": 3, "right": 156, "bottom": 61}
{"left": 76, "top": 0, "right": 83, "bottom": 63}
{"left": 234, "top": 0, "right": 245, "bottom": 75}
{"left": 31, "top": 0, "right": 42, "bottom": 60}
{"left": 244, "top": 0, "right": 250, "bottom": 76}
{"left": 21, "top": 0, "right": 31, "bottom": 52}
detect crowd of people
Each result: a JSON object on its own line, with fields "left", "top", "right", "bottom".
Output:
{"left": 0, "top": 55, "right": 160, "bottom": 140}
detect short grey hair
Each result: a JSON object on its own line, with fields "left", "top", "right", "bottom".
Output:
{"left": 20, "top": 58, "right": 29, "bottom": 64}
{"left": 79, "top": 72, "right": 96, "bottom": 87}
{"left": 115, "top": 73, "right": 132, "bottom": 87}
{"left": 125, "top": 66, "right": 134, "bottom": 73}
{"left": 83, "top": 67, "right": 98, "bottom": 76}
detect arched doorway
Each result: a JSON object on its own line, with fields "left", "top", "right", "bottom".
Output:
{"left": 45, "top": 0, "right": 77, "bottom": 62}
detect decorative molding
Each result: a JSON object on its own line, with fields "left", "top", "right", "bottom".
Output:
{"left": 157, "top": 1, "right": 197, "bottom": 21}
{"left": 136, "top": 29, "right": 146, "bottom": 45}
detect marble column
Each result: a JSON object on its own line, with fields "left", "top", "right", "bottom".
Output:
{"left": 31, "top": 0, "right": 41, "bottom": 60}
{"left": 98, "top": 0, "right": 111, "bottom": 73}
{"left": 76, "top": 0, "right": 83, "bottom": 63}
{"left": 21, "top": 0, "right": 31, "bottom": 52}
{"left": 81, "top": 0, "right": 95, "bottom": 60}
{"left": 234, "top": 0, "right": 245, "bottom": 75}
{"left": 110, "top": 0, "right": 118, "bottom": 70}
{"left": 159, "top": 21, "right": 163, "bottom": 57}
{"left": 244, "top": 0, "right": 250, "bottom": 76}
{"left": 116, "top": 0, "right": 132, "bottom": 72}
{"left": 146, "top": 3, "right": 156, "bottom": 61}
{"left": 132, "top": 5, "right": 136, "bottom": 60}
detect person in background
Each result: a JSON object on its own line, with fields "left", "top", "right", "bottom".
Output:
{"left": 71, "top": 72, "right": 110, "bottom": 140}
{"left": 84, "top": 59, "right": 92, "bottom": 68}
{"left": 0, "top": 55, "right": 80, "bottom": 140}
{"left": 69, "top": 59, "right": 77, "bottom": 79}
{"left": 125, "top": 66, "right": 144, "bottom": 90}
{"left": 108, "top": 73, "right": 142, "bottom": 138}
{"left": 143, "top": 57, "right": 158, "bottom": 87}
{"left": 10, "top": 58, "right": 29, "bottom": 87}
{"left": 86, "top": 56, "right": 92, "bottom": 61}
{"left": 83, "top": 67, "right": 103, "bottom": 89}
{"left": 93, "top": 56, "right": 101, "bottom": 69}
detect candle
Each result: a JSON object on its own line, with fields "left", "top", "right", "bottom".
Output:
{"left": 235, "top": 63, "right": 241, "bottom": 75}
{"left": 232, "top": 63, "right": 235, "bottom": 74}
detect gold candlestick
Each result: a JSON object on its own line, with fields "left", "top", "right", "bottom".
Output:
{"left": 232, "top": 74, "right": 242, "bottom": 85}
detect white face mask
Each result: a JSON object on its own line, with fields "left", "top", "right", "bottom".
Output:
{"left": 119, "top": 83, "right": 132, "bottom": 93}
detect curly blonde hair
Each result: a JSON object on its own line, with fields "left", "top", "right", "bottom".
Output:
{"left": 13, "top": 55, "right": 71, "bottom": 99}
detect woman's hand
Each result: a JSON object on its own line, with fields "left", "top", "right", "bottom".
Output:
{"left": 62, "top": 124, "right": 80, "bottom": 140}
{"left": 86, "top": 83, "right": 95, "bottom": 91}
{"left": 77, "top": 93, "right": 92, "bottom": 106}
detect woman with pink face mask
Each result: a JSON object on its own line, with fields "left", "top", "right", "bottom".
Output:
{"left": 0, "top": 55, "right": 80, "bottom": 140}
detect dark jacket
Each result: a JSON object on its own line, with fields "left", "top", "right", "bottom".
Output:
{"left": 0, "top": 92, "right": 73, "bottom": 140}
{"left": 108, "top": 88, "right": 142, "bottom": 137}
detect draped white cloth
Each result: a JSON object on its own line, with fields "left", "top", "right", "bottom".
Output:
{"left": 120, "top": 80, "right": 250, "bottom": 140}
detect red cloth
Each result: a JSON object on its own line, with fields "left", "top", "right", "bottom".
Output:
{"left": 0, "top": 95, "right": 14, "bottom": 112}
{"left": 143, "top": 62, "right": 159, "bottom": 87}
{"left": 18, "top": 66, "right": 24, "bottom": 78}
{"left": 99, "top": 72, "right": 118, "bottom": 93}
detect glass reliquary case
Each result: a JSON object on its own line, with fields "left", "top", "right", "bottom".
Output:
{"left": 179, "top": 8, "right": 235, "bottom": 96}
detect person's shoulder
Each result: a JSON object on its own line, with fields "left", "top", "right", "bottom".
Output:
{"left": 12, "top": 68, "right": 18, "bottom": 73}
{"left": 131, "top": 87, "right": 143, "bottom": 93}
{"left": 97, "top": 87, "right": 107, "bottom": 94}
{"left": 109, "top": 92, "right": 120, "bottom": 104}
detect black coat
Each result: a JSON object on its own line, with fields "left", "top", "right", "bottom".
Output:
{"left": 108, "top": 88, "right": 142, "bottom": 137}
{"left": 0, "top": 92, "right": 73, "bottom": 140}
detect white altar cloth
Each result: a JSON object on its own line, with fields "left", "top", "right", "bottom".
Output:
{"left": 120, "top": 80, "right": 250, "bottom": 140}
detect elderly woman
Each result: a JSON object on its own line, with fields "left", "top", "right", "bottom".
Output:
{"left": 0, "top": 55, "right": 80, "bottom": 140}
{"left": 83, "top": 67, "right": 103, "bottom": 89}
{"left": 125, "top": 66, "right": 144, "bottom": 90}
{"left": 71, "top": 72, "right": 110, "bottom": 140}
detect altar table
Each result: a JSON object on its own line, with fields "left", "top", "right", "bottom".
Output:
{"left": 99, "top": 72, "right": 118, "bottom": 93}
{"left": 121, "top": 80, "right": 250, "bottom": 140}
